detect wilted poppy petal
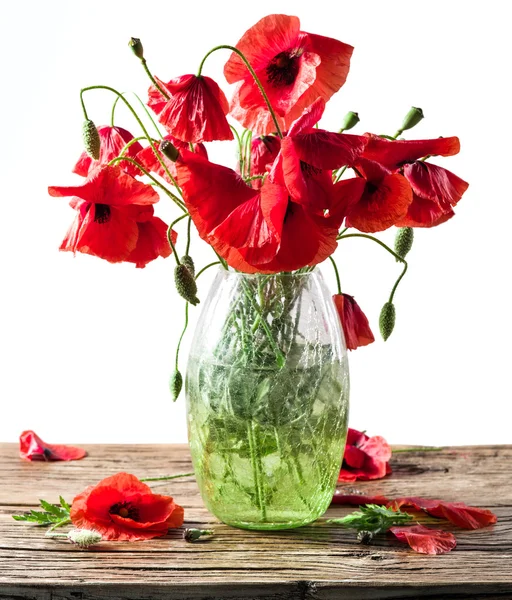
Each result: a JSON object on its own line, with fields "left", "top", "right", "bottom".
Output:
{"left": 125, "top": 218, "right": 174, "bottom": 269}
{"left": 333, "top": 294, "right": 375, "bottom": 351}
{"left": 404, "top": 162, "right": 469, "bottom": 207}
{"left": 360, "top": 435, "right": 392, "bottom": 463}
{"left": 390, "top": 525, "right": 457, "bottom": 555}
{"left": 331, "top": 491, "right": 389, "bottom": 505}
{"left": 19, "top": 430, "right": 87, "bottom": 461}
{"left": 343, "top": 444, "right": 367, "bottom": 468}
{"left": 395, "top": 192, "right": 455, "bottom": 228}
{"left": 347, "top": 428, "right": 369, "bottom": 447}
{"left": 291, "top": 131, "right": 367, "bottom": 171}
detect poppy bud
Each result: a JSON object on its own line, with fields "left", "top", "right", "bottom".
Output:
{"left": 401, "top": 107, "right": 424, "bottom": 132}
{"left": 394, "top": 227, "right": 414, "bottom": 261}
{"left": 128, "top": 37, "right": 144, "bottom": 59}
{"left": 183, "top": 528, "right": 214, "bottom": 542}
{"left": 169, "top": 369, "right": 183, "bottom": 402}
{"left": 379, "top": 302, "right": 396, "bottom": 341}
{"left": 180, "top": 255, "right": 195, "bottom": 278}
{"left": 82, "top": 120, "right": 101, "bottom": 160}
{"left": 67, "top": 529, "right": 102, "bottom": 549}
{"left": 340, "top": 111, "right": 360, "bottom": 132}
{"left": 357, "top": 530, "right": 374, "bottom": 545}
{"left": 160, "top": 140, "right": 179, "bottom": 162}
{"left": 174, "top": 264, "right": 200, "bottom": 305}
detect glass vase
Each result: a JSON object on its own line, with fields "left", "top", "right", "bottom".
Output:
{"left": 185, "top": 268, "right": 349, "bottom": 530}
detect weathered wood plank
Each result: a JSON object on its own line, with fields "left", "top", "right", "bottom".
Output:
{"left": 0, "top": 443, "right": 510, "bottom": 599}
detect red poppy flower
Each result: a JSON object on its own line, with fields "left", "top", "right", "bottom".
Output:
{"left": 338, "top": 428, "right": 392, "bottom": 482}
{"left": 331, "top": 492, "right": 390, "bottom": 506}
{"left": 70, "top": 472, "right": 184, "bottom": 541}
{"left": 125, "top": 217, "right": 175, "bottom": 269}
{"left": 344, "top": 158, "right": 413, "bottom": 233}
{"left": 224, "top": 14, "right": 353, "bottom": 135}
{"left": 19, "top": 430, "right": 87, "bottom": 461}
{"left": 73, "top": 125, "right": 143, "bottom": 178}
{"left": 48, "top": 165, "right": 173, "bottom": 265}
{"left": 390, "top": 525, "right": 457, "bottom": 555}
{"left": 249, "top": 135, "right": 281, "bottom": 188}
{"left": 176, "top": 149, "right": 346, "bottom": 273}
{"left": 333, "top": 294, "right": 375, "bottom": 351}
{"left": 387, "top": 497, "right": 497, "bottom": 530}
{"left": 136, "top": 135, "right": 207, "bottom": 186}
{"left": 147, "top": 74, "right": 233, "bottom": 143}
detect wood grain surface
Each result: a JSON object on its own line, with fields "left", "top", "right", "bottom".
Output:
{"left": 0, "top": 443, "right": 511, "bottom": 599}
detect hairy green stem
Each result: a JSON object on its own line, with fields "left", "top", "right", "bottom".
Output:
{"left": 328, "top": 256, "right": 342, "bottom": 295}
{"left": 140, "top": 472, "right": 195, "bottom": 482}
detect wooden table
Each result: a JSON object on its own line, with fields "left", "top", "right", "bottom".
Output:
{"left": 0, "top": 443, "right": 510, "bottom": 599}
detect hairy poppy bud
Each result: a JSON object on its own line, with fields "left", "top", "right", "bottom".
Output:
{"left": 174, "top": 264, "right": 200, "bottom": 305}
{"left": 160, "top": 140, "right": 179, "bottom": 162}
{"left": 394, "top": 227, "right": 414, "bottom": 261}
{"left": 169, "top": 369, "right": 183, "bottom": 402}
{"left": 340, "top": 111, "right": 360, "bottom": 132}
{"left": 401, "top": 107, "right": 424, "bottom": 132}
{"left": 180, "top": 255, "right": 195, "bottom": 278}
{"left": 379, "top": 302, "right": 396, "bottom": 341}
{"left": 82, "top": 120, "right": 101, "bottom": 160}
{"left": 128, "top": 37, "right": 144, "bottom": 59}
{"left": 67, "top": 529, "right": 102, "bottom": 549}
{"left": 183, "top": 528, "right": 214, "bottom": 542}
{"left": 357, "top": 530, "right": 374, "bottom": 545}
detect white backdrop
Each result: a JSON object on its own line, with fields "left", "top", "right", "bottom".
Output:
{"left": 1, "top": 0, "right": 511, "bottom": 445}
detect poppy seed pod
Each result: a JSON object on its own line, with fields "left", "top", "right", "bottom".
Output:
{"left": 67, "top": 529, "right": 102, "bottom": 549}
{"left": 340, "top": 111, "right": 360, "bottom": 132}
{"left": 357, "top": 530, "right": 374, "bottom": 545}
{"left": 401, "top": 107, "right": 424, "bottom": 132}
{"left": 394, "top": 227, "right": 414, "bottom": 261}
{"left": 183, "top": 528, "right": 214, "bottom": 542}
{"left": 174, "top": 263, "right": 200, "bottom": 305}
{"left": 128, "top": 37, "right": 144, "bottom": 60}
{"left": 160, "top": 140, "right": 179, "bottom": 162}
{"left": 379, "top": 302, "right": 396, "bottom": 341}
{"left": 82, "top": 120, "right": 101, "bottom": 160}
{"left": 169, "top": 369, "right": 183, "bottom": 402}
{"left": 180, "top": 255, "right": 195, "bottom": 277}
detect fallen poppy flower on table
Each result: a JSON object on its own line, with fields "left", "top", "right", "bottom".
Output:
{"left": 70, "top": 472, "right": 184, "bottom": 541}
{"left": 338, "top": 428, "right": 392, "bottom": 481}
{"left": 333, "top": 294, "right": 375, "bottom": 351}
{"left": 19, "top": 430, "right": 87, "bottom": 461}
{"left": 390, "top": 524, "right": 457, "bottom": 555}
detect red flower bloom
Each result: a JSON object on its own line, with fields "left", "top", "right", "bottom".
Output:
{"left": 249, "top": 135, "right": 281, "bottom": 188}
{"left": 49, "top": 165, "right": 172, "bottom": 266}
{"left": 70, "top": 472, "right": 184, "bottom": 541}
{"left": 225, "top": 14, "right": 353, "bottom": 135}
{"left": 333, "top": 294, "right": 375, "bottom": 351}
{"left": 338, "top": 428, "right": 392, "bottom": 482}
{"left": 125, "top": 217, "right": 174, "bottom": 269}
{"left": 73, "top": 126, "right": 143, "bottom": 178}
{"left": 362, "top": 135, "right": 469, "bottom": 227}
{"left": 390, "top": 525, "right": 457, "bottom": 555}
{"left": 136, "top": 135, "right": 207, "bottom": 186}
{"left": 147, "top": 75, "right": 233, "bottom": 143}
{"left": 19, "top": 430, "right": 87, "bottom": 461}
{"left": 387, "top": 497, "right": 497, "bottom": 530}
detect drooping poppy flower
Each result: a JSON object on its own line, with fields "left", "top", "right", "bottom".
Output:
{"left": 331, "top": 491, "right": 390, "bottom": 506}
{"left": 338, "top": 428, "right": 392, "bottom": 482}
{"left": 387, "top": 497, "right": 497, "bottom": 530}
{"left": 136, "top": 134, "right": 207, "bottom": 186}
{"left": 249, "top": 135, "right": 281, "bottom": 188}
{"left": 73, "top": 125, "right": 143, "bottom": 178}
{"left": 390, "top": 525, "right": 457, "bottom": 555}
{"left": 125, "top": 217, "right": 175, "bottom": 269}
{"left": 70, "top": 472, "right": 184, "bottom": 541}
{"left": 147, "top": 74, "right": 233, "bottom": 143}
{"left": 48, "top": 164, "right": 173, "bottom": 266}
{"left": 362, "top": 134, "right": 469, "bottom": 227}
{"left": 19, "top": 430, "right": 87, "bottom": 461}
{"left": 333, "top": 294, "right": 375, "bottom": 351}
{"left": 224, "top": 14, "right": 354, "bottom": 135}
{"left": 344, "top": 158, "right": 413, "bottom": 233}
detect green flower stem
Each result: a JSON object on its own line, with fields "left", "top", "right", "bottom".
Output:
{"left": 195, "top": 261, "right": 221, "bottom": 280}
{"left": 247, "top": 420, "right": 267, "bottom": 521}
{"left": 333, "top": 165, "right": 348, "bottom": 184}
{"left": 175, "top": 303, "right": 189, "bottom": 369}
{"left": 244, "top": 130, "right": 253, "bottom": 178}
{"left": 46, "top": 517, "right": 71, "bottom": 533}
{"left": 213, "top": 249, "right": 228, "bottom": 270}
{"left": 197, "top": 45, "right": 283, "bottom": 138}
{"left": 141, "top": 58, "right": 170, "bottom": 99}
{"left": 186, "top": 217, "right": 192, "bottom": 255}
{"left": 337, "top": 233, "right": 408, "bottom": 303}
{"left": 328, "top": 256, "right": 342, "bottom": 295}
{"left": 80, "top": 85, "right": 180, "bottom": 204}
{"left": 392, "top": 130, "right": 403, "bottom": 139}
{"left": 111, "top": 92, "right": 162, "bottom": 137}
{"left": 392, "top": 446, "right": 443, "bottom": 453}
{"left": 140, "top": 472, "right": 195, "bottom": 482}
{"left": 231, "top": 126, "right": 244, "bottom": 174}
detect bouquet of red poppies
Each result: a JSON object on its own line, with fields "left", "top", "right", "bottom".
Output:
{"left": 48, "top": 14, "right": 468, "bottom": 379}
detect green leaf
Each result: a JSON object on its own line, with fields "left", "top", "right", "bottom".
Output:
{"left": 13, "top": 498, "right": 70, "bottom": 526}
{"left": 39, "top": 499, "right": 69, "bottom": 520}
{"left": 59, "top": 496, "right": 71, "bottom": 511}
{"left": 327, "top": 504, "right": 412, "bottom": 534}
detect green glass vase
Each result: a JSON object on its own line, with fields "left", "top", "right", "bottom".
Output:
{"left": 185, "top": 269, "right": 349, "bottom": 530}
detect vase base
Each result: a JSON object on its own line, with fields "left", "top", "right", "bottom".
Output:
{"left": 221, "top": 517, "right": 317, "bottom": 531}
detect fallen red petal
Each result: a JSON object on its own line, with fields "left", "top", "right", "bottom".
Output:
{"left": 330, "top": 491, "right": 389, "bottom": 505}
{"left": 19, "top": 430, "right": 87, "bottom": 461}
{"left": 390, "top": 525, "right": 457, "bottom": 555}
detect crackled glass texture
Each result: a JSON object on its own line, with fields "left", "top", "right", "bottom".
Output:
{"left": 186, "top": 269, "right": 349, "bottom": 530}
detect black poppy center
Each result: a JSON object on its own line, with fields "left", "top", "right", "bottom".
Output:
{"left": 94, "top": 203, "right": 111, "bottom": 224}
{"left": 266, "top": 50, "right": 302, "bottom": 87}
{"left": 300, "top": 161, "right": 321, "bottom": 177}
{"left": 109, "top": 501, "right": 139, "bottom": 521}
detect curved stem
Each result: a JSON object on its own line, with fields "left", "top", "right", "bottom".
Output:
{"left": 333, "top": 165, "right": 348, "bottom": 184}
{"left": 167, "top": 225, "right": 180, "bottom": 265}
{"left": 328, "top": 256, "right": 342, "bottom": 295}
{"left": 110, "top": 97, "right": 120, "bottom": 127}
{"left": 195, "top": 261, "right": 221, "bottom": 280}
{"left": 140, "top": 472, "right": 194, "bottom": 482}
{"left": 186, "top": 217, "right": 192, "bottom": 255}
{"left": 197, "top": 45, "right": 283, "bottom": 138}
{"left": 174, "top": 302, "right": 189, "bottom": 369}
{"left": 141, "top": 58, "right": 170, "bottom": 99}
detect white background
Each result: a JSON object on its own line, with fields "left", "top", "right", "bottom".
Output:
{"left": 1, "top": 0, "right": 511, "bottom": 446}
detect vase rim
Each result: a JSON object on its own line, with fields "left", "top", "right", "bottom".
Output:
{"left": 219, "top": 268, "right": 322, "bottom": 279}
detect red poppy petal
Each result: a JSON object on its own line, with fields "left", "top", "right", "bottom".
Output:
{"left": 404, "top": 162, "right": 469, "bottom": 207}
{"left": 288, "top": 98, "right": 326, "bottom": 136}
{"left": 19, "top": 430, "right": 87, "bottom": 461}
{"left": 331, "top": 491, "right": 390, "bottom": 505}
{"left": 333, "top": 294, "right": 375, "bottom": 351}
{"left": 390, "top": 525, "right": 457, "bottom": 555}
{"left": 229, "top": 82, "right": 287, "bottom": 136}
{"left": 336, "top": 470, "right": 358, "bottom": 482}
{"left": 291, "top": 131, "right": 367, "bottom": 171}
{"left": 347, "top": 428, "right": 369, "bottom": 447}
{"left": 395, "top": 192, "right": 455, "bottom": 228}
{"left": 430, "top": 503, "right": 497, "bottom": 530}
{"left": 343, "top": 444, "right": 367, "bottom": 469}
{"left": 125, "top": 218, "right": 173, "bottom": 269}
{"left": 360, "top": 435, "right": 392, "bottom": 462}
{"left": 363, "top": 135, "right": 461, "bottom": 170}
